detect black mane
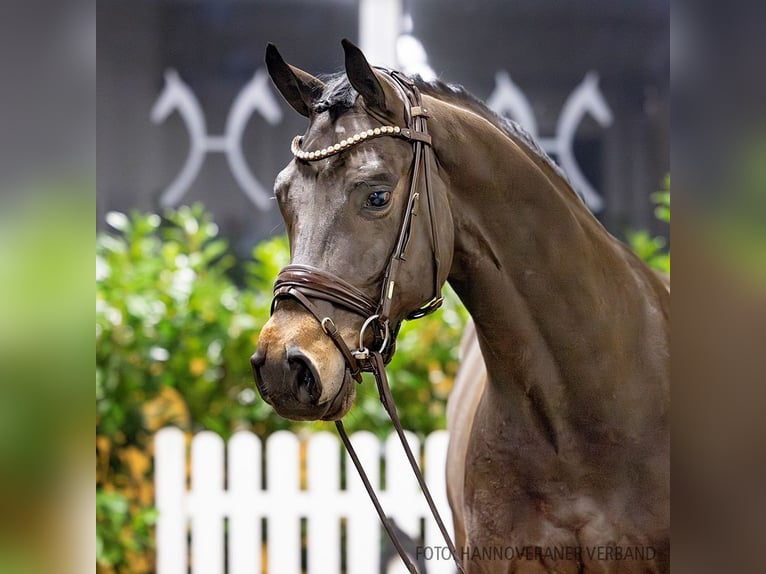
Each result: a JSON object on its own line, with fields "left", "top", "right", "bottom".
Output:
{"left": 314, "top": 72, "right": 567, "bottom": 183}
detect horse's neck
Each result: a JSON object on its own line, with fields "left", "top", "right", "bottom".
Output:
{"left": 430, "top": 97, "right": 661, "bottom": 398}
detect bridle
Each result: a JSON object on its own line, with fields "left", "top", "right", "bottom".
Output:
{"left": 274, "top": 68, "right": 444, "bottom": 365}
{"left": 269, "top": 70, "right": 464, "bottom": 574}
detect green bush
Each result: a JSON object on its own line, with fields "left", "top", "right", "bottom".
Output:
{"left": 626, "top": 175, "right": 671, "bottom": 274}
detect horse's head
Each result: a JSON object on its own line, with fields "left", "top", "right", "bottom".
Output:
{"left": 251, "top": 40, "right": 453, "bottom": 421}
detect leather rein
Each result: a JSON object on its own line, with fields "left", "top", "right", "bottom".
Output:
{"left": 270, "top": 70, "right": 464, "bottom": 574}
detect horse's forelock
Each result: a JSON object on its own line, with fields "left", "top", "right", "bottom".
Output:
{"left": 313, "top": 73, "right": 358, "bottom": 116}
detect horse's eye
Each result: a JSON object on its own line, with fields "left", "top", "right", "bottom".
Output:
{"left": 365, "top": 190, "right": 391, "bottom": 208}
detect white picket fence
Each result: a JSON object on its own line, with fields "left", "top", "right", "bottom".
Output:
{"left": 154, "top": 427, "right": 455, "bottom": 574}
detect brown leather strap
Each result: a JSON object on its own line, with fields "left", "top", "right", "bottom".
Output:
{"left": 274, "top": 264, "right": 378, "bottom": 318}
{"left": 422, "top": 123, "right": 443, "bottom": 315}
{"left": 400, "top": 129, "right": 432, "bottom": 145}
{"left": 376, "top": 71, "right": 443, "bottom": 323}
{"left": 367, "top": 351, "right": 466, "bottom": 574}
{"left": 335, "top": 420, "right": 420, "bottom": 574}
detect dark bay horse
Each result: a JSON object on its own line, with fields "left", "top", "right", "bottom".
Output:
{"left": 252, "top": 40, "right": 669, "bottom": 573}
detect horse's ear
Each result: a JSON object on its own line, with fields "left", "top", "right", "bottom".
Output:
{"left": 265, "top": 43, "right": 325, "bottom": 117}
{"left": 341, "top": 38, "right": 391, "bottom": 114}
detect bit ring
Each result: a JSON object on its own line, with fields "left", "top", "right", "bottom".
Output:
{"left": 358, "top": 314, "right": 390, "bottom": 354}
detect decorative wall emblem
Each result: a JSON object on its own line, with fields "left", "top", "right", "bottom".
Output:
{"left": 488, "top": 71, "right": 613, "bottom": 212}
{"left": 151, "top": 68, "right": 283, "bottom": 210}
{"left": 151, "top": 65, "right": 613, "bottom": 213}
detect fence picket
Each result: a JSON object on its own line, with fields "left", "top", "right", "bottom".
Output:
{"left": 266, "top": 430, "right": 301, "bottom": 574}
{"left": 424, "top": 430, "right": 455, "bottom": 574}
{"left": 191, "top": 431, "right": 225, "bottom": 574}
{"left": 385, "top": 431, "right": 422, "bottom": 536}
{"left": 345, "top": 431, "right": 381, "bottom": 574}
{"left": 155, "top": 427, "right": 187, "bottom": 574}
{"left": 306, "top": 432, "right": 341, "bottom": 574}
{"left": 228, "top": 431, "right": 262, "bottom": 574}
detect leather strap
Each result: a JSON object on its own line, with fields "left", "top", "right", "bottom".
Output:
{"left": 377, "top": 69, "right": 443, "bottom": 323}
{"left": 273, "top": 264, "right": 378, "bottom": 318}
{"left": 338, "top": 352, "right": 466, "bottom": 574}
{"left": 336, "top": 420, "right": 420, "bottom": 574}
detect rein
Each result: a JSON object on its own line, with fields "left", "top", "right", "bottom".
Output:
{"left": 270, "top": 70, "right": 464, "bottom": 574}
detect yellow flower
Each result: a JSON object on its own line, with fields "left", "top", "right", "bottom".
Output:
{"left": 189, "top": 357, "right": 207, "bottom": 376}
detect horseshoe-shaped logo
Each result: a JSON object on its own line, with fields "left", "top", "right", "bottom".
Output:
{"left": 151, "top": 68, "right": 283, "bottom": 210}
{"left": 488, "top": 70, "right": 614, "bottom": 212}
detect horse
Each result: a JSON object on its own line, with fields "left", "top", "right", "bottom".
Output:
{"left": 251, "top": 40, "right": 669, "bottom": 573}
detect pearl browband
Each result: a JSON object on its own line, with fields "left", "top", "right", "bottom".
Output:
{"left": 290, "top": 125, "right": 411, "bottom": 161}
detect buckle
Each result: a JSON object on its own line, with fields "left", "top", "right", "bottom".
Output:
{"left": 399, "top": 129, "right": 432, "bottom": 145}
{"left": 321, "top": 317, "right": 338, "bottom": 336}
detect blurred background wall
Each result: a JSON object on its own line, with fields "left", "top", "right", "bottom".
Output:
{"left": 97, "top": 0, "right": 669, "bottom": 258}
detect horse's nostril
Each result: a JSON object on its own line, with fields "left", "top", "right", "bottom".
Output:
{"left": 299, "top": 363, "right": 318, "bottom": 396}
{"left": 251, "top": 350, "right": 266, "bottom": 370}
{"left": 290, "top": 356, "right": 322, "bottom": 404}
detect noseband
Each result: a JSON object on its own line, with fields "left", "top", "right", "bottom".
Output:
{"left": 269, "top": 71, "right": 464, "bottom": 574}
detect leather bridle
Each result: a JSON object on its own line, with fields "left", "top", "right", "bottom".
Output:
{"left": 269, "top": 70, "right": 464, "bottom": 574}
{"left": 274, "top": 69, "right": 444, "bottom": 367}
